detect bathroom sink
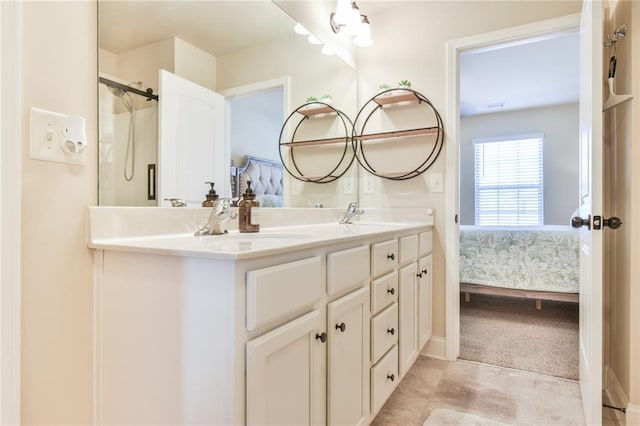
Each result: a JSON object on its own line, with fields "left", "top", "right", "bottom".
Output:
{"left": 196, "top": 231, "right": 317, "bottom": 252}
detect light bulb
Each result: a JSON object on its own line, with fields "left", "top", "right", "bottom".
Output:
{"left": 353, "top": 15, "right": 373, "bottom": 47}
{"left": 307, "top": 34, "right": 322, "bottom": 45}
{"left": 321, "top": 45, "right": 335, "bottom": 55}
{"left": 333, "top": 0, "right": 352, "bottom": 25}
{"left": 294, "top": 23, "right": 310, "bottom": 35}
{"left": 343, "top": 2, "right": 362, "bottom": 36}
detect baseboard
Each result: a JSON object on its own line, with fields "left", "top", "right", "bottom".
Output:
{"left": 422, "top": 336, "right": 446, "bottom": 360}
{"left": 604, "top": 365, "right": 629, "bottom": 425}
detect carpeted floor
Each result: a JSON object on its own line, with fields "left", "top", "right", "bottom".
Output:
{"left": 459, "top": 293, "right": 579, "bottom": 380}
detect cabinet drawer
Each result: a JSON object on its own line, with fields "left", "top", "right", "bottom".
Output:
{"left": 371, "top": 271, "right": 398, "bottom": 315}
{"left": 371, "top": 239, "right": 398, "bottom": 277}
{"left": 418, "top": 231, "right": 433, "bottom": 256}
{"left": 327, "top": 245, "right": 370, "bottom": 297}
{"left": 371, "top": 302, "right": 398, "bottom": 363}
{"left": 247, "top": 257, "right": 322, "bottom": 331}
{"left": 370, "top": 345, "right": 399, "bottom": 415}
{"left": 399, "top": 234, "right": 418, "bottom": 265}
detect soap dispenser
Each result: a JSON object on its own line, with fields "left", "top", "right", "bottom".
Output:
{"left": 238, "top": 180, "right": 260, "bottom": 233}
{"left": 202, "top": 181, "right": 218, "bottom": 207}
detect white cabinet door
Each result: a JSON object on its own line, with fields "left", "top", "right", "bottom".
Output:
{"left": 327, "top": 287, "right": 370, "bottom": 426}
{"left": 246, "top": 310, "right": 326, "bottom": 426}
{"left": 418, "top": 255, "right": 432, "bottom": 349}
{"left": 398, "top": 262, "right": 419, "bottom": 377}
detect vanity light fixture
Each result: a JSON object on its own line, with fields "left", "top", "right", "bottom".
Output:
{"left": 330, "top": 1, "right": 373, "bottom": 47}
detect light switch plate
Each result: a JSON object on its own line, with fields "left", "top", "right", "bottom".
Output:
{"left": 363, "top": 174, "right": 374, "bottom": 194}
{"left": 29, "top": 107, "right": 86, "bottom": 165}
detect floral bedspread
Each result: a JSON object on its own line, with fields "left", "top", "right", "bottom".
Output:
{"left": 459, "top": 226, "right": 580, "bottom": 293}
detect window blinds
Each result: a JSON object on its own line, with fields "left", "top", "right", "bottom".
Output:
{"left": 474, "top": 136, "right": 543, "bottom": 226}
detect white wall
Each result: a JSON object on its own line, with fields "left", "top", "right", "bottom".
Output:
{"left": 357, "top": 0, "right": 582, "bottom": 347}
{"left": 21, "top": 2, "right": 96, "bottom": 423}
{"left": 459, "top": 103, "right": 579, "bottom": 226}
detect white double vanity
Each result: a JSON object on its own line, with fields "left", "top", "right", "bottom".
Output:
{"left": 88, "top": 207, "right": 433, "bottom": 425}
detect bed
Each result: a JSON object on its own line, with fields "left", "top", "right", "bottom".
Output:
{"left": 232, "top": 156, "right": 284, "bottom": 207}
{"left": 459, "top": 225, "right": 580, "bottom": 308}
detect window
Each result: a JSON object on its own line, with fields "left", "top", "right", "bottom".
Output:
{"left": 474, "top": 135, "right": 543, "bottom": 226}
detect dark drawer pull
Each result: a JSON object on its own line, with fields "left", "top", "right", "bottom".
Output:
{"left": 335, "top": 322, "right": 346, "bottom": 332}
{"left": 387, "top": 253, "right": 395, "bottom": 261}
{"left": 387, "top": 328, "right": 395, "bottom": 335}
{"left": 387, "top": 288, "right": 395, "bottom": 295}
{"left": 387, "top": 374, "right": 395, "bottom": 382}
{"left": 315, "top": 332, "right": 327, "bottom": 343}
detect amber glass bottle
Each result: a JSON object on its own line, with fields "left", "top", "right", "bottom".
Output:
{"left": 238, "top": 181, "right": 260, "bottom": 233}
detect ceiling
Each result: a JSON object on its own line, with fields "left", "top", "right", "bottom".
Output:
{"left": 460, "top": 30, "right": 580, "bottom": 117}
{"left": 99, "top": 1, "right": 296, "bottom": 57}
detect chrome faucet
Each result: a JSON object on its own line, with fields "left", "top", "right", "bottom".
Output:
{"left": 339, "top": 201, "right": 364, "bottom": 224}
{"left": 194, "top": 198, "right": 238, "bottom": 236}
{"left": 164, "top": 198, "right": 187, "bottom": 207}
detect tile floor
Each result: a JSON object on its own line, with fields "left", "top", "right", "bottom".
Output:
{"left": 371, "top": 356, "right": 622, "bottom": 426}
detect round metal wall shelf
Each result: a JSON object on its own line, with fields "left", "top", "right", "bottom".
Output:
{"left": 352, "top": 88, "right": 445, "bottom": 180}
{"left": 278, "top": 102, "right": 355, "bottom": 183}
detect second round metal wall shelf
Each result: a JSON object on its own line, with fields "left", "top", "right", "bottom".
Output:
{"left": 352, "top": 88, "right": 444, "bottom": 180}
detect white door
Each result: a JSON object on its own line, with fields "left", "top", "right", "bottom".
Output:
{"left": 575, "top": 1, "right": 603, "bottom": 423}
{"left": 327, "top": 287, "right": 369, "bottom": 426}
{"left": 158, "top": 70, "right": 227, "bottom": 205}
{"left": 246, "top": 310, "right": 326, "bottom": 426}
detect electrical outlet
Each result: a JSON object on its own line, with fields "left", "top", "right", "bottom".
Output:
{"left": 430, "top": 172, "right": 443, "bottom": 192}
{"left": 363, "top": 175, "right": 374, "bottom": 194}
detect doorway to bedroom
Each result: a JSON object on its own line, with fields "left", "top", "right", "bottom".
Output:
{"left": 457, "top": 29, "right": 580, "bottom": 380}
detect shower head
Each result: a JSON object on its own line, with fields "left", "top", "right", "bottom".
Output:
{"left": 106, "top": 81, "right": 143, "bottom": 98}
{"left": 108, "top": 86, "right": 126, "bottom": 98}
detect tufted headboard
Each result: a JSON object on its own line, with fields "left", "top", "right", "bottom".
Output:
{"left": 233, "top": 156, "right": 284, "bottom": 207}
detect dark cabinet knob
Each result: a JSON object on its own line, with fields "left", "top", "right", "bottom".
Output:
{"left": 604, "top": 216, "right": 622, "bottom": 229}
{"left": 315, "top": 332, "right": 327, "bottom": 343}
{"left": 335, "top": 322, "right": 346, "bottom": 332}
{"left": 422, "top": 269, "right": 428, "bottom": 275}
{"left": 387, "top": 253, "right": 395, "bottom": 260}
{"left": 387, "top": 288, "right": 395, "bottom": 295}
{"left": 417, "top": 271, "right": 423, "bottom": 278}
{"left": 387, "top": 328, "right": 395, "bottom": 335}
{"left": 387, "top": 374, "right": 395, "bottom": 381}
{"left": 571, "top": 215, "right": 591, "bottom": 229}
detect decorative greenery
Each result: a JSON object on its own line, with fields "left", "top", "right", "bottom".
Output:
{"left": 320, "top": 94, "right": 333, "bottom": 103}
{"left": 378, "top": 83, "right": 391, "bottom": 90}
{"left": 306, "top": 96, "right": 318, "bottom": 102}
{"left": 398, "top": 80, "right": 412, "bottom": 88}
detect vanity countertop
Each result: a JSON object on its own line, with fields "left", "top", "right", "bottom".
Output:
{"left": 88, "top": 221, "right": 432, "bottom": 260}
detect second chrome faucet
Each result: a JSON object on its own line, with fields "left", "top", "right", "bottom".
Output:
{"left": 339, "top": 201, "right": 364, "bottom": 224}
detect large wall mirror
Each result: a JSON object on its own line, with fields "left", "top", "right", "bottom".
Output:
{"left": 98, "top": 1, "right": 358, "bottom": 208}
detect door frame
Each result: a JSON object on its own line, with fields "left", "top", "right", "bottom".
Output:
{"left": 1, "top": 1, "right": 22, "bottom": 424}
{"left": 444, "top": 13, "right": 582, "bottom": 361}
